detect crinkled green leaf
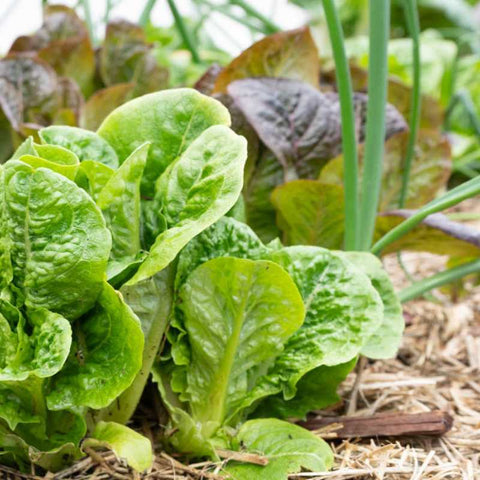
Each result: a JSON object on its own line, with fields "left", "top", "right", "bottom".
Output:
{"left": 46, "top": 282, "right": 143, "bottom": 410}
{"left": 253, "top": 360, "right": 356, "bottom": 420}
{"left": 97, "top": 89, "right": 231, "bottom": 196}
{"left": 213, "top": 27, "right": 320, "bottom": 93}
{"left": 0, "top": 305, "right": 71, "bottom": 381}
{"left": 1, "top": 161, "right": 111, "bottom": 319}
{"left": 173, "top": 257, "right": 304, "bottom": 436}
{"left": 129, "top": 125, "right": 247, "bottom": 284}
{"left": 97, "top": 143, "right": 148, "bottom": 261}
{"left": 223, "top": 419, "right": 333, "bottom": 480}
{"left": 85, "top": 421, "right": 153, "bottom": 472}
{"left": 262, "top": 247, "right": 382, "bottom": 397}
{"left": 97, "top": 267, "right": 174, "bottom": 425}
{"left": 77, "top": 160, "right": 115, "bottom": 200}
{"left": 176, "top": 217, "right": 267, "bottom": 289}
{"left": 338, "top": 252, "right": 404, "bottom": 359}
{"left": 271, "top": 180, "right": 345, "bottom": 249}
{"left": 374, "top": 210, "right": 480, "bottom": 257}
{"left": 39, "top": 126, "right": 119, "bottom": 168}
{"left": 175, "top": 221, "right": 383, "bottom": 403}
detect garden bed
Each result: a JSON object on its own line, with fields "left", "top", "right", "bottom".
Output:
{"left": 2, "top": 223, "right": 478, "bottom": 480}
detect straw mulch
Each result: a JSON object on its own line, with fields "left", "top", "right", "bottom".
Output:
{"left": 2, "top": 216, "right": 479, "bottom": 480}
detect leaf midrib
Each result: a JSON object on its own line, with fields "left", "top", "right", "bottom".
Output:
{"left": 206, "top": 266, "right": 254, "bottom": 425}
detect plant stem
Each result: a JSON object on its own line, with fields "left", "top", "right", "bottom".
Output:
{"left": 81, "top": 0, "right": 95, "bottom": 45}
{"left": 399, "top": 258, "right": 480, "bottom": 302}
{"left": 104, "top": 0, "right": 113, "bottom": 24}
{"left": 167, "top": 0, "right": 201, "bottom": 64}
{"left": 371, "top": 175, "right": 480, "bottom": 255}
{"left": 199, "top": 0, "right": 268, "bottom": 34}
{"left": 358, "top": 0, "right": 391, "bottom": 251}
{"left": 399, "top": 0, "right": 421, "bottom": 208}
{"left": 229, "top": 0, "right": 281, "bottom": 34}
{"left": 322, "top": 0, "right": 359, "bottom": 251}
{"left": 456, "top": 164, "right": 479, "bottom": 179}
{"left": 445, "top": 90, "right": 480, "bottom": 140}
{"left": 139, "top": 0, "right": 157, "bottom": 27}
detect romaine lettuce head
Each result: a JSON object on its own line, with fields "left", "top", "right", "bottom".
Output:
{"left": 155, "top": 218, "right": 400, "bottom": 457}
{"left": 1, "top": 89, "right": 248, "bottom": 471}
{"left": 0, "top": 160, "right": 146, "bottom": 471}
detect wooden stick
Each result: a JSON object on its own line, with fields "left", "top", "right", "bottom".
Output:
{"left": 298, "top": 410, "right": 453, "bottom": 438}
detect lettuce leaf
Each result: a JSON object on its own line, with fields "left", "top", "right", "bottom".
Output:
{"left": 1, "top": 161, "right": 111, "bottom": 320}
{"left": 130, "top": 125, "right": 247, "bottom": 283}
{"left": 223, "top": 419, "right": 333, "bottom": 480}
{"left": 97, "top": 89, "right": 231, "bottom": 196}
{"left": 85, "top": 421, "right": 153, "bottom": 472}
{"left": 46, "top": 282, "right": 144, "bottom": 411}
{"left": 39, "top": 126, "right": 119, "bottom": 168}
{"left": 338, "top": 252, "right": 404, "bottom": 359}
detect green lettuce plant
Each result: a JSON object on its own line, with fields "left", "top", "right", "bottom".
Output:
{"left": 0, "top": 88, "right": 248, "bottom": 473}
{"left": 0, "top": 160, "right": 148, "bottom": 471}
{"left": 153, "top": 216, "right": 403, "bottom": 474}
{"left": 0, "top": 83, "right": 407, "bottom": 478}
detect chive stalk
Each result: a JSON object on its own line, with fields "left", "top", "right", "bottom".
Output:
{"left": 399, "top": 0, "right": 421, "bottom": 207}
{"left": 399, "top": 258, "right": 480, "bottom": 302}
{"left": 358, "top": 0, "right": 391, "bottom": 251}
{"left": 229, "top": 0, "right": 281, "bottom": 34}
{"left": 371, "top": 175, "right": 480, "bottom": 255}
{"left": 322, "top": 0, "right": 359, "bottom": 251}
{"left": 81, "top": 0, "right": 95, "bottom": 45}
{"left": 139, "top": 0, "right": 158, "bottom": 27}
{"left": 167, "top": 0, "right": 201, "bottom": 64}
